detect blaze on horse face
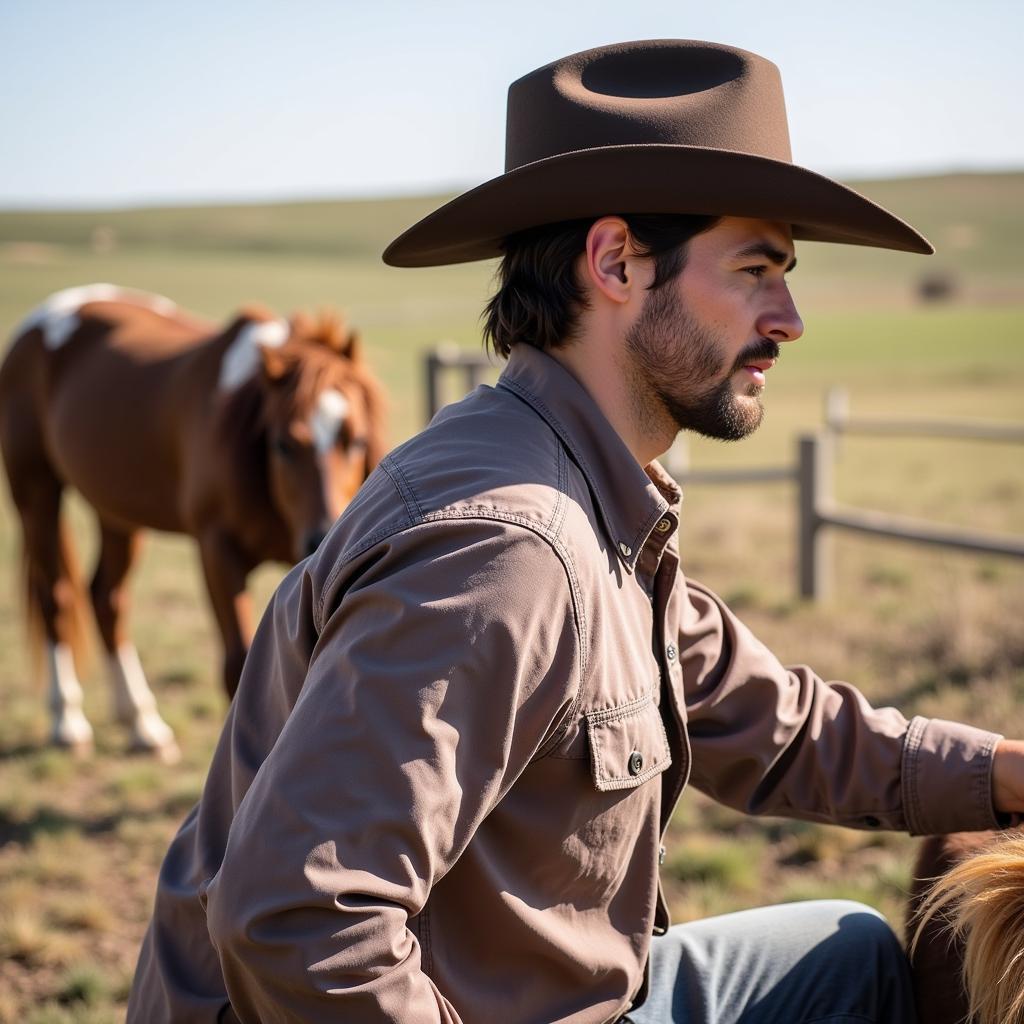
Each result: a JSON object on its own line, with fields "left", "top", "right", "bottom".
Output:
{"left": 259, "top": 318, "right": 378, "bottom": 562}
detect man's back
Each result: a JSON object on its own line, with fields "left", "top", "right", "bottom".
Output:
{"left": 129, "top": 344, "right": 687, "bottom": 1023}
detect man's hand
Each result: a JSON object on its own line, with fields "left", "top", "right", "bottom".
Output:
{"left": 991, "top": 739, "right": 1024, "bottom": 813}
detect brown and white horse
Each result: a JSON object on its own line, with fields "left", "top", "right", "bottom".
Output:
{"left": 0, "top": 284, "right": 386, "bottom": 760}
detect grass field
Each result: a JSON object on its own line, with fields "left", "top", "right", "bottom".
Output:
{"left": 1, "top": 174, "right": 1022, "bottom": 1022}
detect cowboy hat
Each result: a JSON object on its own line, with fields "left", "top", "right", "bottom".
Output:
{"left": 383, "top": 39, "right": 932, "bottom": 267}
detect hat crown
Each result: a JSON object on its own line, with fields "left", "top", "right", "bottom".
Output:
{"left": 505, "top": 39, "right": 792, "bottom": 172}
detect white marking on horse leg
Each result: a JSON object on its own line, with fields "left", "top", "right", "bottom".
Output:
{"left": 310, "top": 388, "right": 349, "bottom": 455}
{"left": 47, "top": 642, "right": 94, "bottom": 749}
{"left": 218, "top": 318, "right": 290, "bottom": 391}
{"left": 108, "top": 644, "right": 180, "bottom": 762}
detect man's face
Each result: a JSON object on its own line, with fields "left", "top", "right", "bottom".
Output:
{"left": 625, "top": 217, "right": 803, "bottom": 441}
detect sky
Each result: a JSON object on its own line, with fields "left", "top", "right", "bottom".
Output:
{"left": 1, "top": 0, "right": 1021, "bottom": 209}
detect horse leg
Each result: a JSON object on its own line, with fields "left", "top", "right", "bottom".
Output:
{"left": 198, "top": 531, "right": 254, "bottom": 700}
{"left": 12, "top": 474, "right": 94, "bottom": 749}
{"left": 90, "top": 522, "right": 180, "bottom": 762}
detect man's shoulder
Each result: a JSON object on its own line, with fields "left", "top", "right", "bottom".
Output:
{"left": 305, "top": 384, "right": 592, "bottom": 628}
{"left": 377, "top": 383, "right": 571, "bottom": 531}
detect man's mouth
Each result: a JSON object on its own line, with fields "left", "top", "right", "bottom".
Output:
{"left": 741, "top": 358, "right": 776, "bottom": 386}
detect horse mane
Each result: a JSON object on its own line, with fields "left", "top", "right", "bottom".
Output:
{"left": 216, "top": 308, "right": 388, "bottom": 467}
{"left": 284, "top": 309, "right": 389, "bottom": 467}
{"left": 289, "top": 308, "right": 354, "bottom": 354}
{"left": 911, "top": 831, "right": 1024, "bottom": 1024}
{"left": 214, "top": 373, "right": 270, "bottom": 466}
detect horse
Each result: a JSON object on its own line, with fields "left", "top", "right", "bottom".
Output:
{"left": 907, "top": 828, "right": 1024, "bottom": 1024}
{"left": 0, "top": 284, "right": 387, "bottom": 762}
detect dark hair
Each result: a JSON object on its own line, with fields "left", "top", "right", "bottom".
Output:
{"left": 482, "top": 213, "right": 720, "bottom": 358}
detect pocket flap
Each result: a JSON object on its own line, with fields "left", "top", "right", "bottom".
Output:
{"left": 586, "top": 693, "right": 672, "bottom": 792}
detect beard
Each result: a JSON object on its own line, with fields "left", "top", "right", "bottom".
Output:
{"left": 624, "top": 284, "right": 780, "bottom": 442}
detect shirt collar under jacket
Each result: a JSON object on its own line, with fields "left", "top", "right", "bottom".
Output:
{"left": 497, "top": 343, "right": 681, "bottom": 574}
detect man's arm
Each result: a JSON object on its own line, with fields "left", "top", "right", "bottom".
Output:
{"left": 992, "top": 739, "right": 1024, "bottom": 817}
{"left": 202, "top": 519, "right": 579, "bottom": 1023}
{"left": 675, "top": 578, "right": 1005, "bottom": 836}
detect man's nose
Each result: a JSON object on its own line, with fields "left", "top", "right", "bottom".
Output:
{"left": 757, "top": 286, "right": 804, "bottom": 343}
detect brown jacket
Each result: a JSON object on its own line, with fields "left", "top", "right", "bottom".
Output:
{"left": 128, "top": 343, "right": 1003, "bottom": 1024}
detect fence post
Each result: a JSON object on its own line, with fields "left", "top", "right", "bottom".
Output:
{"left": 425, "top": 342, "right": 460, "bottom": 422}
{"left": 466, "top": 362, "right": 488, "bottom": 391}
{"left": 798, "top": 433, "right": 834, "bottom": 600}
{"left": 662, "top": 435, "right": 690, "bottom": 479}
{"left": 425, "top": 351, "right": 440, "bottom": 423}
{"left": 824, "top": 386, "right": 848, "bottom": 456}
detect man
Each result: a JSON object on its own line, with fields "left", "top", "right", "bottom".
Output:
{"left": 128, "top": 39, "right": 1024, "bottom": 1023}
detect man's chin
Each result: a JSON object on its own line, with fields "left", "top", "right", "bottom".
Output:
{"left": 660, "top": 384, "right": 765, "bottom": 442}
{"left": 710, "top": 396, "right": 763, "bottom": 442}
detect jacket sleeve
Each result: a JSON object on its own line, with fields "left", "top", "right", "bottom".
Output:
{"left": 202, "top": 518, "right": 580, "bottom": 1023}
{"left": 677, "top": 579, "right": 1004, "bottom": 836}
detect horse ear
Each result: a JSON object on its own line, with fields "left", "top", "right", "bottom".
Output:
{"left": 289, "top": 311, "right": 315, "bottom": 339}
{"left": 340, "top": 328, "right": 362, "bottom": 362}
{"left": 259, "top": 343, "right": 289, "bottom": 382}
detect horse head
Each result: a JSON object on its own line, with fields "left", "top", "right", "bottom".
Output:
{"left": 238, "top": 308, "right": 386, "bottom": 561}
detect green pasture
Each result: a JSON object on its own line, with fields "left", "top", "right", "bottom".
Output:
{"left": 0, "top": 174, "right": 1022, "bottom": 1021}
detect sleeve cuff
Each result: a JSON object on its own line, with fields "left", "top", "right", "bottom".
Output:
{"left": 901, "top": 716, "right": 1004, "bottom": 836}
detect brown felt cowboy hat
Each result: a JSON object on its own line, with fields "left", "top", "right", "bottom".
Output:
{"left": 383, "top": 39, "right": 933, "bottom": 267}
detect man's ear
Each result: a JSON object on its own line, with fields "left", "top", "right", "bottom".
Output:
{"left": 583, "top": 217, "right": 640, "bottom": 305}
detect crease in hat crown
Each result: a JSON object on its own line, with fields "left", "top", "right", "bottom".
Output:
{"left": 382, "top": 38, "right": 933, "bottom": 267}
{"left": 505, "top": 39, "right": 793, "bottom": 171}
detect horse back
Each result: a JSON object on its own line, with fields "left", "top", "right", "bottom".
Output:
{"left": 3, "top": 286, "right": 217, "bottom": 533}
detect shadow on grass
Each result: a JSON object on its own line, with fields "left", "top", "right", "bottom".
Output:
{"left": 0, "top": 741, "right": 49, "bottom": 761}
{"left": 0, "top": 788, "right": 197, "bottom": 849}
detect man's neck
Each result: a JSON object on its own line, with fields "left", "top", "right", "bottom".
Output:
{"left": 547, "top": 338, "right": 675, "bottom": 467}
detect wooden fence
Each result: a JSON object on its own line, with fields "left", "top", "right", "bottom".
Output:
{"left": 424, "top": 348, "right": 1024, "bottom": 599}
{"left": 424, "top": 344, "right": 500, "bottom": 422}
{"left": 797, "top": 432, "right": 1024, "bottom": 599}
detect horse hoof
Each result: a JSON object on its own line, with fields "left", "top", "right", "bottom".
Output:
{"left": 154, "top": 739, "right": 182, "bottom": 766}
{"left": 51, "top": 715, "right": 95, "bottom": 753}
{"left": 129, "top": 735, "right": 182, "bottom": 765}
{"left": 51, "top": 734, "right": 94, "bottom": 758}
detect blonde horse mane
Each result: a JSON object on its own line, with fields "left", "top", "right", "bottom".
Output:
{"left": 911, "top": 832, "right": 1024, "bottom": 1024}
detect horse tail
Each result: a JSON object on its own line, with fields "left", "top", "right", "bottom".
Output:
{"left": 57, "top": 515, "right": 91, "bottom": 679}
{"left": 18, "top": 507, "right": 92, "bottom": 683}
{"left": 20, "top": 537, "right": 44, "bottom": 683}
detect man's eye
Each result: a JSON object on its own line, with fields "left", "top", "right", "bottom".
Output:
{"left": 744, "top": 266, "right": 768, "bottom": 277}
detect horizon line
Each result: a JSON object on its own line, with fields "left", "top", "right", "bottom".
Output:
{"left": 1, "top": 164, "right": 1022, "bottom": 215}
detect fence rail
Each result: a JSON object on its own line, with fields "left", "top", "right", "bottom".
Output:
{"left": 798, "top": 433, "right": 1024, "bottom": 599}
{"left": 824, "top": 386, "right": 1024, "bottom": 443}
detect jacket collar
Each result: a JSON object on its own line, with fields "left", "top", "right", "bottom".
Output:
{"left": 497, "top": 344, "right": 679, "bottom": 574}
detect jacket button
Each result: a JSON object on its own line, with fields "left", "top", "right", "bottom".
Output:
{"left": 666, "top": 643, "right": 677, "bottom": 661}
{"left": 654, "top": 517, "right": 672, "bottom": 534}
{"left": 618, "top": 541, "right": 632, "bottom": 558}
{"left": 628, "top": 750, "right": 644, "bottom": 775}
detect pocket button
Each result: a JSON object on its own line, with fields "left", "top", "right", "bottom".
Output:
{"left": 628, "top": 750, "right": 644, "bottom": 775}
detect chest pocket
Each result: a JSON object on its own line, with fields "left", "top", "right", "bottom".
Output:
{"left": 586, "top": 693, "right": 671, "bottom": 791}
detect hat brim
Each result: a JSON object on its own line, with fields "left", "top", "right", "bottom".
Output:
{"left": 382, "top": 145, "right": 933, "bottom": 267}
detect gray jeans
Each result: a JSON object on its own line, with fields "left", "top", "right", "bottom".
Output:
{"left": 623, "top": 900, "right": 917, "bottom": 1024}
